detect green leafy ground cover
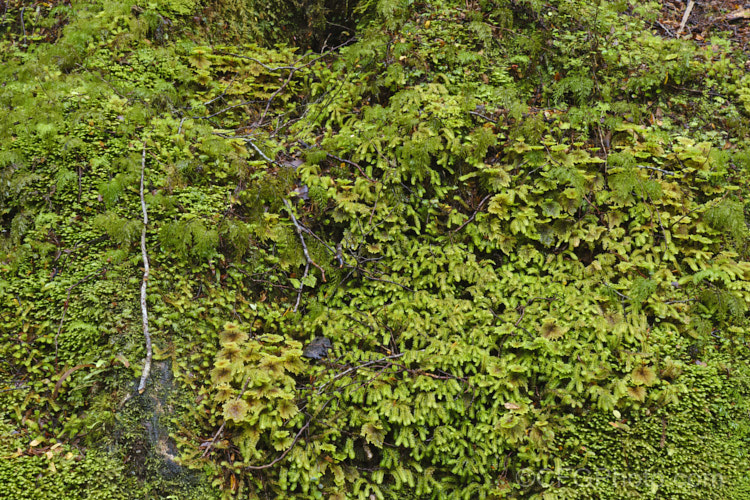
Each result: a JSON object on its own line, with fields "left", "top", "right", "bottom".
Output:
{"left": 2, "top": 0, "right": 750, "bottom": 498}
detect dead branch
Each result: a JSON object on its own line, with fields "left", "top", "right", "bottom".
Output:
{"left": 51, "top": 235, "right": 108, "bottom": 280}
{"left": 283, "top": 199, "right": 326, "bottom": 312}
{"left": 315, "top": 351, "right": 412, "bottom": 394}
{"left": 345, "top": 265, "right": 413, "bottom": 291}
{"left": 52, "top": 364, "right": 95, "bottom": 400}
{"left": 469, "top": 110, "right": 498, "bottom": 123}
{"left": 240, "top": 136, "right": 279, "bottom": 165}
{"left": 451, "top": 193, "right": 493, "bottom": 234}
{"left": 137, "top": 144, "right": 152, "bottom": 394}
{"left": 636, "top": 165, "right": 676, "bottom": 176}
{"left": 325, "top": 152, "right": 375, "bottom": 182}
{"left": 244, "top": 396, "right": 336, "bottom": 470}
{"left": 20, "top": 7, "right": 27, "bottom": 45}
{"left": 677, "top": 0, "right": 695, "bottom": 35}
{"left": 201, "top": 375, "right": 253, "bottom": 458}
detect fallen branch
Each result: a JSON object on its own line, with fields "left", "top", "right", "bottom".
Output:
{"left": 283, "top": 199, "right": 326, "bottom": 312}
{"left": 677, "top": 0, "right": 695, "bottom": 35}
{"left": 244, "top": 396, "right": 336, "bottom": 470}
{"left": 345, "top": 266, "right": 412, "bottom": 291}
{"left": 325, "top": 152, "right": 375, "bottom": 182}
{"left": 726, "top": 8, "right": 750, "bottom": 21}
{"left": 137, "top": 144, "right": 152, "bottom": 394}
{"left": 655, "top": 20, "right": 676, "bottom": 38}
{"left": 469, "top": 110, "right": 498, "bottom": 123}
{"left": 636, "top": 165, "right": 676, "bottom": 176}
{"left": 315, "top": 351, "right": 412, "bottom": 394}
{"left": 20, "top": 7, "right": 27, "bottom": 45}
{"left": 214, "top": 37, "right": 356, "bottom": 126}
{"left": 451, "top": 193, "right": 493, "bottom": 234}
{"left": 201, "top": 375, "right": 253, "bottom": 458}
{"left": 52, "top": 364, "right": 94, "bottom": 400}
{"left": 241, "top": 137, "right": 279, "bottom": 165}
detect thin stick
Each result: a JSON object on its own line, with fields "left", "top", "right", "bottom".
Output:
{"left": 469, "top": 110, "right": 497, "bottom": 123}
{"left": 244, "top": 396, "right": 336, "bottom": 470}
{"left": 655, "top": 20, "right": 676, "bottom": 38}
{"left": 202, "top": 375, "right": 253, "bottom": 457}
{"left": 325, "top": 152, "right": 375, "bottom": 182}
{"left": 315, "top": 351, "right": 411, "bottom": 394}
{"left": 636, "top": 165, "right": 676, "bottom": 176}
{"left": 451, "top": 193, "right": 493, "bottom": 234}
{"left": 283, "top": 199, "right": 326, "bottom": 313}
{"left": 137, "top": 144, "right": 152, "bottom": 394}
{"left": 677, "top": 0, "right": 695, "bottom": 35}
{"left": 20, "top": 7, "right": 27, "bottom": 45}
{"left": 243, "top": 137, "right": 278, "bottom": 165}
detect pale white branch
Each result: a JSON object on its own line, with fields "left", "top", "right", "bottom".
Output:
{"left": 137, "top": 143, "right": 152, "bottom": 394}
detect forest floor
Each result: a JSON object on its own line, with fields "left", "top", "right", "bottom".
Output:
{"left": 656, "top": 0, "right": 750, "bottom": 49}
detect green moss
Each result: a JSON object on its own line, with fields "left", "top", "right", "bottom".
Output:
{"left": 2, "top": 0, "right": 750, "bottom": 497}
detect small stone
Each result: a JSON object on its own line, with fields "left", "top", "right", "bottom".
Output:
{"left": 302, "top": 337, "right": 332, "bottom": 360}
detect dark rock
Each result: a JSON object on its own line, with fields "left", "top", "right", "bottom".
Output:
{"left": 302, "top": 337, "right": 332, "bottom": 360}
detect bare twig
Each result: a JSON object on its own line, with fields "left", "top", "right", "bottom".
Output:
{"left": 603, "top": 282, "right": 630, "bottom": 300}
{"left": 259, "top": 349, "right": 431, "bottom": 470}
{"left": 669, "top": 192, "right": 728, "bottom": 229}
{"left": 451, "top": 193, "right": 493, "bottom": 234}
{"left": 76, "top": 64, "right": 129, "bottom": 100}
{"left": 137, "top": 144, "right": 152, "bottom": 394}
{"left": 229, "top": 37, "right": 356, "bottom": 125}
{"left": 602, "top": 281, "right": 631, "bottom": 318}
{"left": 636, "top": 165, "right": 676, "bottom": 176}
{"left": 202, "top": 375, "right": 253, "bottom": 458}
{"left": 326, "top": 152, "right": 375, "bottom": 182}
{"left": 244, "top": 396, "right": 336, "bottom": 470}
{"left": 283, "top": 199, "right": 326, "bottom": 312}
{"left": 315, "top": 351, "right": 413, "bottom": 394}
{"left": 241, "top": 137, "right": 278, "bottom": 165}
{"left": 194, "top": 98, "right": 265, "bottom": 121}
{"left": 291, "top": 220, "right": 340, "bottom": 264}
{"left": 346, "top": 266, "right": 413, "bottom": 291}
{"left": 51, "top": 235, "right": 108, "bottom": 280}
{"left": 469, "top": 110, "right": 497, "bottom": 123}
{"left": 0, "top": 385, "right": 29, "bottom": 393}
{"left": 655, "top": 20, "right": 676, "bottom": 38}
{"left": 228, "top": 263, "right": 297, "bottom": 290}
{"left": 20, "top": 7, "right": 27, "bottom": 45}
{"left": 677, "top": 0, "right": 695, "bottom": 35}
